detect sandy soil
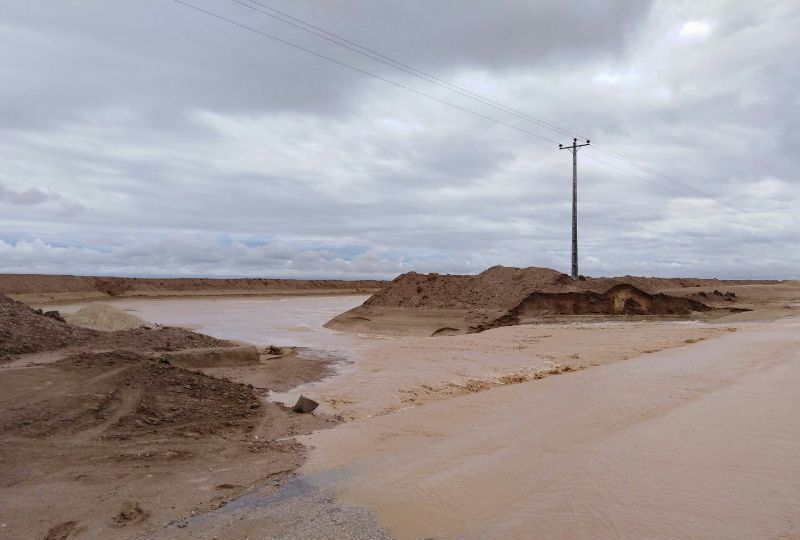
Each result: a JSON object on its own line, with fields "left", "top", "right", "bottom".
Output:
{"left": 0, "top": 350, "right": 338, "bottom": 540}
{"left": 0, "top": 274, "right": 386, "bottom": 304}
{"left": 0, "top": 294, "right": 341, "bottom": 540}
{"left": 63, "top": 303, "right": 148, "bottom": 331}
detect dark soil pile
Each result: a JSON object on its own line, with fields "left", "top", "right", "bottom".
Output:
{"left": 0, "top": 294, "right": 95, "bottom": 358}
{"left": 3, "top": 350, "right": 261, "bottom": 440}
{"left": 0, "top": 293, "right": 230, "bottom": 362}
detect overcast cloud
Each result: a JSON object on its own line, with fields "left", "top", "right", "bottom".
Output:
{"left": 1, "top": 0, "right": 798, "bottom": 279}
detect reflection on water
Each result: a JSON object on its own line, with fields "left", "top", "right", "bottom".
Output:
{"left": 50, "top": 295, "right": 372, "bottom": 352}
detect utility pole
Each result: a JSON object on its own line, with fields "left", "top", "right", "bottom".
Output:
{"left": 559, "top": 137, "right": 590, "bottom": 280}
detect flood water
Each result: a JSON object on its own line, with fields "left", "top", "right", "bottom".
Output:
{"left": 300, "top": 317, "right": 800, "bottom": 539}
{"left": 50, "top": 295, "right": 372, "bottom": 352}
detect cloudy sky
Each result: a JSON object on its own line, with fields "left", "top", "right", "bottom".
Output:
{"left": 1, "top": 0, "right": 798, "bottom": 279}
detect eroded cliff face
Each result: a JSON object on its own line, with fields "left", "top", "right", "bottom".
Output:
{"left": 472, "top": 284, "right": 713, "bottom": 332}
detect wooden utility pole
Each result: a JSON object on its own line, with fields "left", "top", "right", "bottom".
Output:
{"left": 559, "top": 138, "right": 590, "bottom": 280}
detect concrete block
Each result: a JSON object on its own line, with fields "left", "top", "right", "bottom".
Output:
{"left": 292, "top": 395, "right": 319, "bottom": 414}
{"left": 165, "top": 346, "right": 260, "bottom": 368}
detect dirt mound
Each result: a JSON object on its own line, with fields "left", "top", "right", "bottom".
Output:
{"left": 64, "top": 303, "right": 147, "bottom": 331}
{"left": 0, "top": 294, "right": 95, "bottom": 359}
{"left": 365, "top": 266, "right": 566, "bottom": 311}
{"left": 0, "top": 293, "right": 230, "bottom": 362}
{"left": 330, "top": 266, "right": 729, "bottom": 334}
{"left": 2, "top": 350, "right": 261, "bottom": 440}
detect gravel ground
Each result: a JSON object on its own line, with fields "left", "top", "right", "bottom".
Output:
{"left": 160, "top": 474, "right": 393, "bottom": 540}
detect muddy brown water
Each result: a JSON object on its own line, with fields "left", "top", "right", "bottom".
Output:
{"left": 300, "top": 316, "right": 800, "bottom": 539}
{"left": 48, "top": 295, "right": 372, "bottom": 352}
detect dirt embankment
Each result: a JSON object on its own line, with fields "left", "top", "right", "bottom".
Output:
{"left": 0, "top": 292, "right": 339, "bottom": 539}
{"left": 472, "top": 284, "right": 713, "bottom": 332}
{"left": 327, "top": 266, "right": 789, "bottom": 335}
{"left": 0, "top": 274, "right": 388, "bottom": 304}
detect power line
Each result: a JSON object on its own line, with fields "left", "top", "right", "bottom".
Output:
{"left": 169, "top": 0, "right": 559, "bottom": 145}
{"left": 169, "top": 0, "right": 799, "bottom": 235}
{"left": 582, "top": 153, "right": 700, "bottom": 200}
{"left": 585, "top": 145, "right": 716, "bottom": 201}
{"left": 229, "top": 0, "right": 578, "bottom": 139}
{"left": 241, "top": 0, "right": 799, "bottom": 235}
{"left": 230, "top": 0, "right": 720, "bottom": 202}
{"left": 176, "top": 0, "right": 699, "bottom": 199}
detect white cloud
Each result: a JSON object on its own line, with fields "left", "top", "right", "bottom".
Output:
{"left": 679, "top": 20, "right": 712, "bottom": 40}
{"left": 0, "top": 235, "right": 406, "bottom": 278}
